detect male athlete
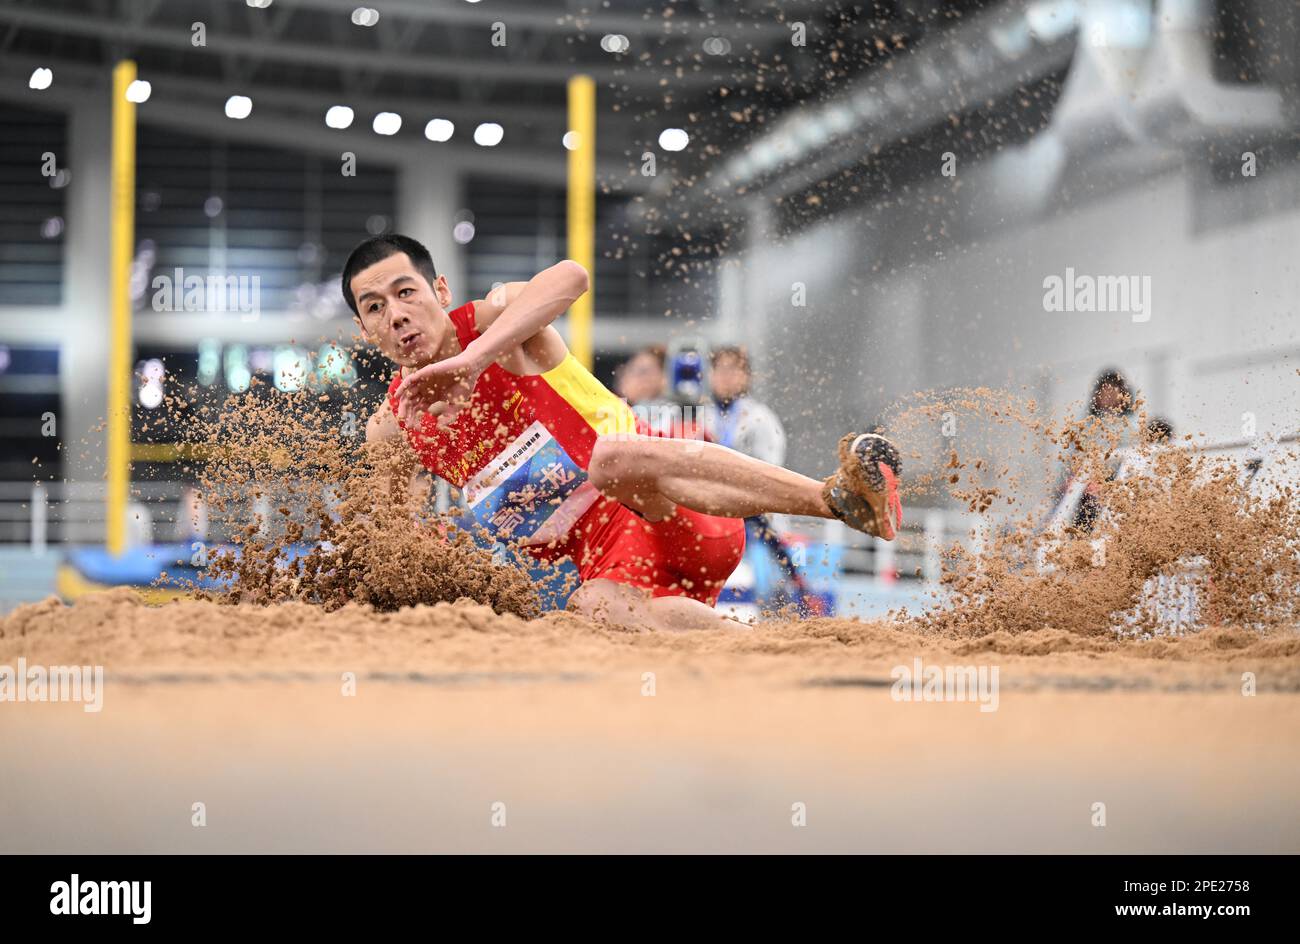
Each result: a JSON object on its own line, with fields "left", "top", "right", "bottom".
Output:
{"left": 346, "top": 234, "right": 902, "bottom": 631}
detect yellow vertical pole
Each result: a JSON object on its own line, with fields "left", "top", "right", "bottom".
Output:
{"left": 567, "top": 74, "right": 595, "bottom": 371}
{"left": 107, "top": 61, "right": 136, "bottom": 555}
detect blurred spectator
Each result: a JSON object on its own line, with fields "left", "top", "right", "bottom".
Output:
{"left": 1049, "top": 368, "right": 1144, "bottom": 532}
{"left": 615, "top": 345, "right": 679, "bottom": 437}
{"left": 1100, "top": 416, "right": 1179, "bottom": 494}
{"left": 173, "top": 486, "right": 208, "bottom": 543}
{"left": 1144, "top": 416, "right": 1174, "bottom": 444}
{"left": 701, "top": 346, "right": 786, "bottom": 465}
{"left": 702, "top": 346, "right": 818, "bottom": 612}
{"left": 614, "top": 345, "right": 667, "bottom": 407}
{"left": 1089, "top": 368, "right": 1135, "bottom": 419}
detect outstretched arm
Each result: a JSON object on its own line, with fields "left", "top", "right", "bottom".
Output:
{"left": 468, "top": 260, "right": 587, "bottom": 370}
{"left": 394, "top": 260, "right": 588, "bottom": 425}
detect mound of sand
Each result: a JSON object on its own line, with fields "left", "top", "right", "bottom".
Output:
{"left": 4, "top": 589, "right": 1299, "bottom": 692}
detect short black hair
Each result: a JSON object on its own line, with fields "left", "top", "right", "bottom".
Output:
{"left": 341, "top": 234, "right": 438, "bottom": 316}
{"left": 1089, "top": 368, "right": 1133, "bottom": 416}
{"left": 633, "top": 345, "right": 666, "bottom": 370}
{"left": 1146, "top": 416, "right": 1174, "bottom": 442}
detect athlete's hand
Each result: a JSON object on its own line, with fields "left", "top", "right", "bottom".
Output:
{"left": 395, "top": 350, "right": 484, "bottom": 427}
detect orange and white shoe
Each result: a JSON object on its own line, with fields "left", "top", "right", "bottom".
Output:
{"left": 822, "top": 432, "right": 903, "bottom": 541}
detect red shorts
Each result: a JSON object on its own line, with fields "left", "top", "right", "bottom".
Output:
{"left": 546, "top": 498, "right": 746, "bottom": 606}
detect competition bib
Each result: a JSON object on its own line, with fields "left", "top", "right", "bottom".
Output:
{"left": 463, "top": 421, "right": 599, "bottom": 546}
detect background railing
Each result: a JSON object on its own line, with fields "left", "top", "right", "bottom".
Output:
{"left": 0, "top": 435, "right": 1293, "bottom": 621}
{"left": 0, "top": 480, "right": 190, "bottom": 548}
{"left": 0, "top": 477, "right": 981, "bottom": 583}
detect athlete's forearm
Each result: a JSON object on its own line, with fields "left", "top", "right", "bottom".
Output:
{"left": 466, "top": 260, "right": 589, "bottom": 367}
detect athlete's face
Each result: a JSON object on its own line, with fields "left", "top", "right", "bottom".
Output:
{"left": 351, "top": 252, "right": 454, "bottom": 368}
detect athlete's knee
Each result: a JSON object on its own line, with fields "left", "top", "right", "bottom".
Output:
{"left": 568, "top": 578, "right": 648, "bottom": 629}
{"left": 589, "top": 437, "right": 658, "bottom": 492}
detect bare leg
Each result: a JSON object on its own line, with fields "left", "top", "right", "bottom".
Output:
{"left": 588, "top": 435, "right": 830, "bottom": 522}
{"left": 568, "top": 578, "right": 748, "bottom": 632}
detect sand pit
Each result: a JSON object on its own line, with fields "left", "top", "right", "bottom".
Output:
{"left": 6, "top": 388, "right": 1298, "bottom": 852}
{"left": 5, "top": 587, "right": 1300, "bottom": 688}
{"left": 2, "top": 590, "right": 1298, "bottom": 853}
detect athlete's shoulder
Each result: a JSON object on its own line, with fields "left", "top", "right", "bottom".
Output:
{"left": 470, "top": 285, "right": 512, "bottom": 334}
